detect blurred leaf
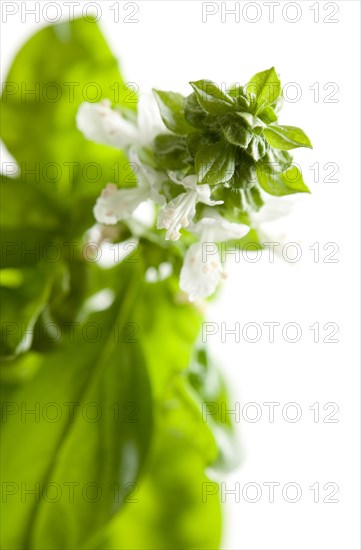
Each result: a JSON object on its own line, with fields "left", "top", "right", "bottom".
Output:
{"left": 93, "top": 390, "right": 222, "bottom": 550}
{"left": 0, "top": 176, "right": 65, "bottom": 356}
{"left": 235, "top": 227, "right": 263, "bottom": 250}
{"left": 188, "top": 348, "right": 240, "bottom": 472}
{"left": 0, "top": 176, "right": 60, "bottom": 230}
{"left": 0, "top": 262, "right": 60, "bottom": 358}
{"left": 89, "top": 342, "right": 224, "bottom": 550}
{"left": 91, "top": 272, "right": 223, "bottom": 549}
{"left": 0, "top": 18, "right": 134, "bottom": 233}
{"left": 132, "top": 276, "right": 202, "bottom": 399}
{"left": 0, "top": 176, "right": 62, "bottom": 268}
{"left": 0, "top": 264, "right": 152, "bottom": 550}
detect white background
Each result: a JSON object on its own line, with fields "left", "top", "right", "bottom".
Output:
{"left": 1, "top": 1, "right": 360, "bottom": 549}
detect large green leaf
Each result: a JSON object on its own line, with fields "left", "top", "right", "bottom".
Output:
{"left": 0, "top": 265, "right": 153, "bottom": 550}
{"left": 88, "top": 332, "right": 228, "bottom": 550}
{"left": 0, "top": 18, "right": 133, "bottom": 230}
{"left": 0, "top": 262, "right": 59, "bottom": 357}
{"left": 132, "top": 277, "right": 202, "bottom": 400}
{"left": 84, "top": 274, "right": 225, "bottom": 550}
{"left": 0, "top": 176, "right": 62, "bottom": 268}
{"left": 93, "top": 387, "right": 222, "bottom": 550}
{"left": 0, "top": 177, "right": 64, "bottom": 356}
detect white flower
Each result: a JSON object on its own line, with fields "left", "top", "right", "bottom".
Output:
{"left": 136, "top": 92, "right": 165, "bottom": 145}
{"left": 180, "top": 214, "right": 249, "bottom": 301}
{"left": 157, "top": 172, "right": 223, "bottom": 241}
{"left": 93, "top": 148, "right": 165, "bottom": 225}
{"left": 180, "top": 241, "right": 223, "bottom": 301}
{"left": 76, "top": 93, "right": 164, "bottom": 150}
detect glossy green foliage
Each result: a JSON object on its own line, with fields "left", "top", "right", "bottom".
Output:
{"left": 152, "top": 68, "right": 312, "bottom": 219}
{"left": 0, "top": 18, "right": 234, "bottom": 550}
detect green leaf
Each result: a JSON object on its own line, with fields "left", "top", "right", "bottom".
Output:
{"left": 0, "top": 264, "right": 153, "bottom": 550}
{"left": 0, "top": 177, "right": 64, "bottom": 356}
{"left": 258, "top": 105, "right": 278, "bottom": 124}
{"left": 153, "top": 134, "right": 191, "bottom": 170}
{"left": 230, "top": 157, "right": 257, "bottom": 190}
{"left": 0, "top": 262, "right": 59, "bottom": 357}
{"left": 183, "top": 93, "right": 216, "bottom": 129}
{"left": 259, "top": 149, "right": 293, "bottom": 174}
{"left": 0, "top": 176, "right": 60, "bottom": 231}
{"left": 246, "top": 134, "right": 269, "bottom": 161}
{"left": 0, "top": 176, "right": 62, "bottom": 269}
{"left": 186, "top": 132, "right": 216, "bottom": 158}
{"left": 244, "top": 186, "right": 264, "bottom": 211}
{"left": 264, "top": 125, "right": 313, "bottom": 150}
{"left": 84, "top": 274, "right": 223, "bottom": 550}
{"left": 195, "top": 142, "right": 236, "bottom": 185}
{"left": 246, "top": 67, "right": 281, "bottom": 111}
{"left": 228, "top": 84, "right": 246, "bottom": 99}
{"left": 89, "top": 348, "right": 226, "bottom": 550}
{"left": 190, "top": 80, "right": 235, "bottom": 115}
{"left": 92, "top": 383, "right": 222, "bottom": 550}
{"left": 131, "top": 272, "right": 202, "bottom": 399}
{"left": 153, "top": 90, "right": 193, "bottom": 135}
{"left": 236, "top": 112, "right": 265, "bottom": 129}
{"left": 188, "top": 348, "right": 239, "bottom": 471}
{"left": 210, "top": 187, "right": 248, "bottom": 226}
{"left": 0, "top": 18, "right": 133, "bottom": 230}
{"left": 258, "top": 165, "right": 310, "bottom": 196}
{"left": 221, "top": 119, "right": 253, "bottom": 148}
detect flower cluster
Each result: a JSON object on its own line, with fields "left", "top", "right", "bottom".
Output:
{"left": 76, "top": 68, "right": 312, "bottom": 301}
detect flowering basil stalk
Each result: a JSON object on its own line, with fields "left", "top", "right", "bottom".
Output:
{"left": 77, "top": 69, "right": 312, "bottom": 301}
{"left": 0, "top": 17, "right": 313, "bottom": 550}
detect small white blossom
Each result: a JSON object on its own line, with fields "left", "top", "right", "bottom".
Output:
{"left": 157, "top": 172, "right": 223, "bottom": 241}
{"left": 93, "top": 148, "right": 165, "bottom": 225}
{"left": 76, "top": 93, "right": 164, "bottom": 150}
{"left": 180, "top": 241, "right": 223, "bottom": 302}
{"left": 180, "top": 214, "right": 249, "bottom": 301}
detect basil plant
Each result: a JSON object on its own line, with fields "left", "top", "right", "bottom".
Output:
{"left": 0, "top": 18, "right": 312, "bottom": 550}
